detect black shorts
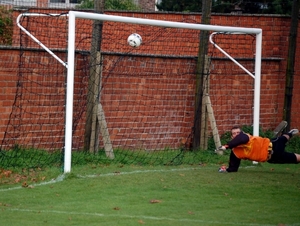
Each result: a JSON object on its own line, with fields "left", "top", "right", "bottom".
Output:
{"left": 267, "top": 136, "right": 297, "bottom": 164}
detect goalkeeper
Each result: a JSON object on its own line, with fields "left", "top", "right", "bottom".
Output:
{"left": 218, "top": 126, "right": 300, "bottom": 172}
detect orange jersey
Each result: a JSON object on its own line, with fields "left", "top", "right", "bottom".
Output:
{"left": 232, "top": 134, "right": 271, "bottom": 162}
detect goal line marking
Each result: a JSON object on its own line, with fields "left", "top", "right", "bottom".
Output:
{"left": 77, "top": 167, "right": 201, "bottom": 178}
{"left": 0, "top": 166, "right": 258, "bottom": 192}
{"left": 0, "top": 167, "right": 199, "bottom": 192}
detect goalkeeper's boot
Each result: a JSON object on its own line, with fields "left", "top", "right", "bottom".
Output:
{"left": 288, "top": 129, "right": 299, "bottom": 138}
{"left": 273, "top": 121, "right": 287, "bottom": 137}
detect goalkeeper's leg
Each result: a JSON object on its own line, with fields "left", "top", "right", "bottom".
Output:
{"left": 273, "top": 121, "right": 288, "bottom": 137}
{"left": 227, "top": 151, "right": 241, "bottom": 172}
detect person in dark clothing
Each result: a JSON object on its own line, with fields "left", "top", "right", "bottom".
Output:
{"left": 218, "top": 126, "right": 300, "bottom": 172}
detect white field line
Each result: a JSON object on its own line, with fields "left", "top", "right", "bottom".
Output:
{"left": 0, "top": 167, "right": 198, "bottom": 192}
{"left": 2, "top": 167, "right": 300, "bottom": 226}
{"left": 77, "top": 166, "right": 258, "bottom": 178}
{"left": 5, "top": 208, "right": 300, "bottom": 226}
{"left": 0, "top": 166, "right": 259, "bottom": 192}
{"left": 77, "top": 167, "right": 201, "bottom": 178}
{"left": 0, "top": 174, "right": 66, "bottom": 192}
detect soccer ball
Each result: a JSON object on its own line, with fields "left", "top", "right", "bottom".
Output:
{"left": 127, "top": 33, "right": 142, "bottom": 47}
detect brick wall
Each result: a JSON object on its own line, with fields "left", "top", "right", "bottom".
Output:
{"left": 0, "top": 49, "right": 18, "bottom": 137}
{"left": 0, "top": 10, "right": 299, "bottom": 151}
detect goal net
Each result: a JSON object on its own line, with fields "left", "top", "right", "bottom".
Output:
{"left": 0, "top": 11, "right": 262, "bottom": 172}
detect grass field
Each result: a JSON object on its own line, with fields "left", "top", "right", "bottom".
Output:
{"left": 0, "top": 163, "right": 299, "bottom": 226}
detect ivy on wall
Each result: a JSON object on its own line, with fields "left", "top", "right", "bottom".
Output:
{"left": 0, "top": 6, "right": 13, "bottom": 45}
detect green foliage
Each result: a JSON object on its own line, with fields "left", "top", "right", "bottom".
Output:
{"left": 268, "top": 0, "right": 293, "bottom": 14}
{"left": 76, "top": 0, "right": 142, "bottom": 10}
{"left": 0, "top": 146, "right": 227, "bottom": 172}
{"left": 71, "top": 148, "right": 228, "bottom": 167}
{"left": 212, "top": 1, "right": 233, "bottom": 13}
{"left": 156, "top": 0, "right": 294, "bottom": 14}
{"left": 286, "top": 136, "right": 300, "bottom": 154}
{"left": 106, "top": 0, "right": 141, "bottom": 10}
{"left": 0, "top": 146, "right": 62, "bottom": 169}
{"left": 156, "top": 0, "right": 201, "bottom": 12}
{"left": 238, "top": 125, "right": 274, "bottom": 139}
{"left": 0, "top": 6, "right": 13, "bottom": 45}
{"left": 239, "top": 0, "right": 293, "bottom": 14}
{"left": 76, "top": 0, "right": 94, "bottom": 9}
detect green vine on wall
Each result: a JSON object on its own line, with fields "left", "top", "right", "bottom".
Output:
{"left": 0, "top": 6, "right": 13, "bottom": 45}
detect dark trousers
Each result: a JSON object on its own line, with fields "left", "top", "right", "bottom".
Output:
{"left": 267, "top": 136, "right": 297, "bottom": 164}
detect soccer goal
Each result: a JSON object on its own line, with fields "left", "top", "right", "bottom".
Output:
{"left": 65, "top": 11, "right": 262, "bottom": 172}
{"left": 3, "top": 11, "right": 262, "bottom": 172}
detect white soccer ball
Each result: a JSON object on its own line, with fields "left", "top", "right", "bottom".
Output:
{"left": 127, "top": 33, "right": 142, "bottom": 47}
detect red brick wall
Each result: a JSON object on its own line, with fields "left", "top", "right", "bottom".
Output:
{"left": 0, "top": 49, "right": 18, "bottom": 138}
{"left": 0, "top": 10, "right": 299, "bottom": 151}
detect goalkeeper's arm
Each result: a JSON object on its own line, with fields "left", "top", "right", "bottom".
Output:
{"left": 218, "top": 132, "right": 250, "bottom": 151}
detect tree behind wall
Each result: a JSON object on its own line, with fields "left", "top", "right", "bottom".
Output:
{"left": 283, "top": 0, "right": 299, "bottom": 130}
{"left": 76, "top": 0, "right": 141, "bottom": 10}
{"left": 156, "top": 0, "right": 201, "bottom": 12}
{"left": 156, "top": 0, "right": 294, "bottom": 14}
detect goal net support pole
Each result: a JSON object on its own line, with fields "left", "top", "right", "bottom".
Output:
{"left": 16, "top": 13, "right": 69, "bottom": 68}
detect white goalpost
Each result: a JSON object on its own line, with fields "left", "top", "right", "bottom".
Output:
{"left": 66, "top": 11, "right": 262, "bottom": 172}
{"left": 17, "top": 11, "right": 263, "bottom": 173}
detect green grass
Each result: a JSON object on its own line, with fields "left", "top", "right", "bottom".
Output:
{"left": 0, "top": 163, "right": 299, "bottom": 226}
{"left": 0, "top": 134, "right": 299, "bottom": 225}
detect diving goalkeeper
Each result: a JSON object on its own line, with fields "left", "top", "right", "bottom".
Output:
{"left": 218, "top": 126, "right": 300, "bottom": 172}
